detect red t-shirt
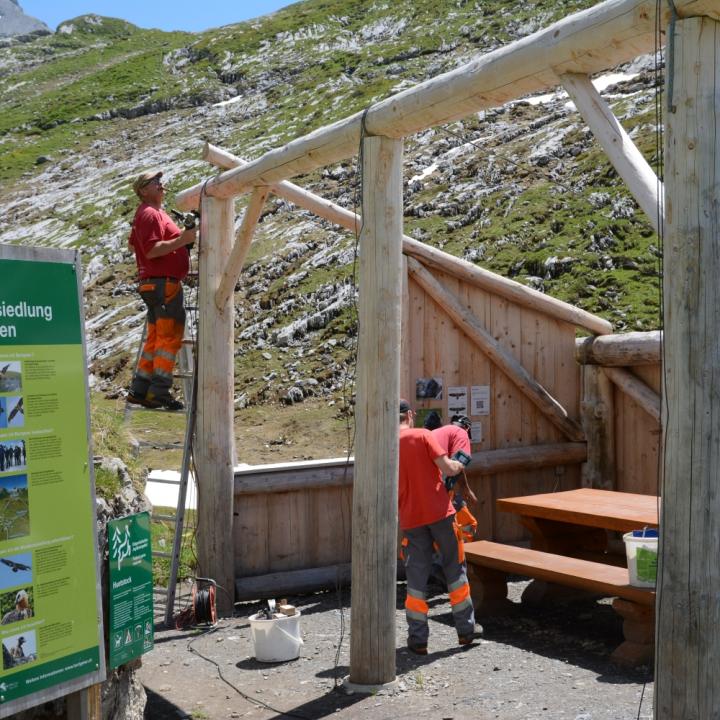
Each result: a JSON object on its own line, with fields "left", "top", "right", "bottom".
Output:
{"left": 129, "top": 203, "right": 188, "bottom": 280}
{"left": 432, "top": 424, "right": 470, "bottom": 458}
{"left": 398, "top": 427, "right": 454, "bottom": 530}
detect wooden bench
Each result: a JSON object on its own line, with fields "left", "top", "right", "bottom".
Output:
{"left": 465, "top": 540, "right": 655, "bottom": 666}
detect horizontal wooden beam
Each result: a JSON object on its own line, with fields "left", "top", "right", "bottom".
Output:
{"left": 602, "top": 366, "right": 660, "bottom": 422}
{"left": 176, "top": 0, "right": 714, "bottom": 209}
{"left": 202, "top": 143, "right": 612, "bottom": 336}
{"left": 234, "top": 458, "right": 354, "bottom": 495}
{"left": 408, "top": 256, "right": 585, "bottom": 442}
{"left": 235, "top": 564, "right": 351, "bottom": 601}
{"left": 560, "top": 72, "right": 662, "bottom": 233}
{"left": 467, "top": 442, "right": 587, "bottom": 476}
{"left": 575, "top": 330, "right": 661, "bottom": 366}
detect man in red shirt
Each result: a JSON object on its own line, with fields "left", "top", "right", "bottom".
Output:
{"left": 399, "top": 399, "right": 478, "bottom": 654}
{"left": 432, "top": 415, "right": 478, "bottom": 541}
{"left": 127, "top": 170, "right": 196, "bottom": 410}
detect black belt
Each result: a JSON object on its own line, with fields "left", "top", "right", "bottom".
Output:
{"left": 144, "top": 276, "right": 181, "bottom": 282}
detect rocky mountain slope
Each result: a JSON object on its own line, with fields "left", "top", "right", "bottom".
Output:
{"left": 0, "top": 0, "right": 664, "bottom": 410}
{"left": 0, "top": 0, "right": 49, "bottom": 37}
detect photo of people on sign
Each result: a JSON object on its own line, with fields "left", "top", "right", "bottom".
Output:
{"left": 0, "top": 553, "right": 32, "bottom": 591}
{"left": 0, "top": 362, "right": 22, "bottom": 394}
{"left": 2, "top": 629, "right": 37, "bottom": 671}
{"left": 0, "top": 474, "right": 30, "bottom": 541}
{"left": 0, "top": 439, "right": 27, "bottom": 473}
{"left": 0, "top": 396, "right": 24, "bottom": 429}
{"left": 0, "top": 586, "right": 34, "bottom": 625}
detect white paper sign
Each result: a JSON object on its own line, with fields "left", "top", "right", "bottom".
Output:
{"left": 447, "top": 386, "right": 468, "bottom": 416}
{"left": 471, "top": 385, "right": 490, "bottom": 416}
{"left": 471, "top": 422, "right": 482, "bottom": 444}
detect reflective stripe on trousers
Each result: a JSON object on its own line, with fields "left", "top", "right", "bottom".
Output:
{"left": 402, "top": 514, "right": 475, "bottom": 646}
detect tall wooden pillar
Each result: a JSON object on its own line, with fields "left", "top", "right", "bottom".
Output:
{"left": 348, "top": 135, "right": 403, "bottom": 687}
{"left": 197, "top": 195, "right": 236, "bottom": 616}
{"left": 656, "top": 16, "right": 720, "bottom": 718}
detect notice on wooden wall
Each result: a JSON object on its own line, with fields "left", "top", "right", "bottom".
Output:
{"left": 471, "top": 385, "right": 490, "bottom": 416}
{"left": 447, "top": 386, "right": 468, "bottom": 417}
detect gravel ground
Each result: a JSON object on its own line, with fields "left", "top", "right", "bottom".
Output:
{"left": 139, "top": 580, "right": 654, "bottom": 720}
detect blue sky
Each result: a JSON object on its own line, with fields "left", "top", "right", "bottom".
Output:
{"left": 20, "top": 1, "right": 295, "bottom": 32}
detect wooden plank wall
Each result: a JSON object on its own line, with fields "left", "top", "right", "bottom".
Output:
{"left": 404, "top": 270, "right": 581, "bottom": 544}
{"left": 613, "top": 364, "right": 661, "bottom": 495}
{"left": 233, "top": 461, "right": 352, "bottom": 578}
{"left": 232, "top": 263, "right": 604, "bottom": 577}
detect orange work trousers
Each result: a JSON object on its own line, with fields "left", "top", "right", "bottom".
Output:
{"left": 130, "top": 278, "right": 185, "bottom": 402}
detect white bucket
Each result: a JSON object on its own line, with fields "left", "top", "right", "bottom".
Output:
{"left": 249, "top": 611, "right": 303, "bottom": 662}
{"left": 623, "top": 530, "right": 658, "bottom": 588}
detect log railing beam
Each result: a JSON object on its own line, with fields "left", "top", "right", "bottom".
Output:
{"left": 407, "top": 256, "right": 585, "bottom": 442}
{"left": 575, "top": 330, "right": 661, "bottom": 366}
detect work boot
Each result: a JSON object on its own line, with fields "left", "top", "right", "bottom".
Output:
{"left": 145, "top": 393, "right": 185, "bottom": 411}
{"left": 407, "top": 641, "right": 428, "bottom": 655}
{"left": 127, "top": 392, "right": 152, "bottom": 407}
{"left": 458, "top": 623, "right": 483, "bottom": 646}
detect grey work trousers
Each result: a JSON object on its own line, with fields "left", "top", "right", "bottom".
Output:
{"left": 403, "top": 514, "right": 475, "bottom": 646}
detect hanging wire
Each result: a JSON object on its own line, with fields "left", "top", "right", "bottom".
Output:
{"left": 637, "top": 2, "right": 668, "bottom": 717}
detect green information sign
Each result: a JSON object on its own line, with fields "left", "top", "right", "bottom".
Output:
{"left": 108, "top": 512, "right": 154, "bottom": 668}
{"left": 0, "top": 248, "right": 105, "bottom": 714}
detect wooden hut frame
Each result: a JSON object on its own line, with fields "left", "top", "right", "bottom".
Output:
{"left": 176, "top": 0, "right": 719, "bottom": 708}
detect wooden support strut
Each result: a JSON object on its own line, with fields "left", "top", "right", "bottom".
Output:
{"left": 602, "top": 366, "right": 660, "bottom": 423}
{"left": 407, "top": 255, "right": 585, "bottom": 443}
{"left": 201, "top": 143, "right": 612, "bottom": 336}
{"left": 559, "top": 73, "right": 663, "bottom": 233}
{"left": 215, "top": 186, "right": 270, "bottom": 311}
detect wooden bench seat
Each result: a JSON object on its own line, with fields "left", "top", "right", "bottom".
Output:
{"left": 464, "top": 540, "right": 655, "bottom": 666}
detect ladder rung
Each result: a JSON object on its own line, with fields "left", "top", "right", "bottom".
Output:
{"left": 184, "top": 305, "right": 198, "bottom": 311}
{"left": 152, "top": 551, "right": 173, "bottom": 559}
{"left": 146, "top": 477, "right": 182, "bottom": 485}
{"left": 181, "top": 338, "right": 196, "bottom": 345}
{"left": 152, "top": 513, "right": 177, "bottom": 522}
{"left": 173, "top": 371, "right": 193, "bottom": 379}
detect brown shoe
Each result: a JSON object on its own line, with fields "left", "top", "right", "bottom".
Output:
{"left": 458, "top": 623, "right": 483, "bottom": 646}
{"left": 407, "top": 642, "right": 428, "bottom": 655}
{"left": 127, "top": 393, "right": 151, "bottom": 407}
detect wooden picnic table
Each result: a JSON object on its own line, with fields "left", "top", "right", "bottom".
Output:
{"left": 497, "top": 487, "right": 659, "bottom": 533}
{"left": 464, "top": 488, "right": 660, "bottom": 665}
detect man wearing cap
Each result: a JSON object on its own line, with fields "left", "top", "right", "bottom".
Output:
{"left": 127, "top": 170, "right": 196, "bottom": 411}
{"left": 1, "top": 589, "right": 33, "bottom": 625}
{"left": 433, "top": 415, "right": 479, "bottom": 542}
{"left": 398, "top": 399, "right": 478, "bottom": 654}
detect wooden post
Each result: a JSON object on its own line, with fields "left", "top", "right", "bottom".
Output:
{"left": 580, "top": 365, "right": 615, "bottom": 489}
{"left": 656, "top": 15, "right": 720, "bottom": 718}
{"left": 197, "top": 195, "right": 236, "bottom": 615}
{"left": 66, "top": 685, "right": 101, "bottom": 720}
{"left": 348, "top": 135, "right": 403, "bottom": 689}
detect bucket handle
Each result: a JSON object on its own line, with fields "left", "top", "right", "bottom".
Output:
{"left": 273, "top": 623, "right": 304, "bottom": 647}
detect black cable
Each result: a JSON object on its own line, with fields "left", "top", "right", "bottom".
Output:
{"left": 187, "top": 622, "right": 313, "bottom": 720}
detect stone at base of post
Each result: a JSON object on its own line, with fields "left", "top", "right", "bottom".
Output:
{"left": 342, "top": 676, "right": 398, "bottom": 695}
{"left": 610, "top": 597, "right": 655, "bottom": 667}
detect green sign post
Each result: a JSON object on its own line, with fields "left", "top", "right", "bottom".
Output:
{"left": 108, "top": 512, "right": 154, "bottom": 668}
{"left": 0, "top": 246, "right": 105, "bottom": 716}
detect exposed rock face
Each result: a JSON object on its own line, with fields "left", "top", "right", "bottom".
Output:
{"left": 0, "top": 0, "right": 50, "bottom": 37}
